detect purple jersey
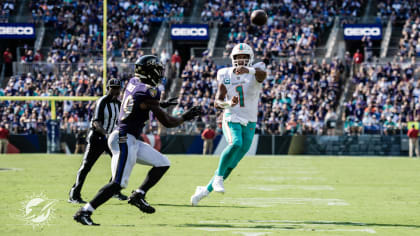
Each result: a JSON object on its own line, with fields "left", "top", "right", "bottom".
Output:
{"left": 118, "top": 77, "right": 161, "bottom": 138}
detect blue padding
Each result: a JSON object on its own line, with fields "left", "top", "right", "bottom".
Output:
{"left": 24, "top": 134, "right": 41, "bottom": 152}
{"left": 186, "top": 135, "right": 222, "bottom": 154}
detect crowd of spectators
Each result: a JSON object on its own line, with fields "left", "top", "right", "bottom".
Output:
{"left": 29, "top": 0, "right": 190, "bottom": 62}
{"left": 202, "top": 0, "right": 365, "bottom": 58}
{"left": 0, "top": 60, "right": 132, "bottom": 135}
{"left": 343, "top": 60, "right": 420, "bottom": 135}
{"left": 0, "top": 48, "right": 176, "bottom": 135}
{"left": 0, "top": 0, "right": 16, "bottom": 23}
{"left": 3, "top": 0, "right": 420, "bottom": 138}
{"left": 376, "top": 0, "right": 420, "bottom": 60}
{"left": 2, "top": 54, "right": 419, "bottom": 137}
{"left": 178, "top": 55, "right": 345, "bottom": 135}
{"left": 377, "top": 0, "right": 420, "bottom": 21}
{"left": 397, "top": 16, "right": 420, "bottom": 59}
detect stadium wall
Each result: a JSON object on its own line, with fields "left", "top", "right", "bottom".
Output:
{"left": 6, "top": 134, "right": 411, "bottom": 156}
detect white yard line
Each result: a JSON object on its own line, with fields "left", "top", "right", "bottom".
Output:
{"left": 197, "top": 227, "right": 376, "bottom": 234}
{"left": 257, "top": 176, "right": 327, "bottom": 181}
{"left": 254, "top": 171, "right": 320, "bottom": 175}
{"left": 246, "top": 185, "right": 335, "bottom": 191}
{"left": 233, "top": 232, "right": 271, "bottom": 236}
{"left": 218, "top": 197, "right": 349, "bottom": 207}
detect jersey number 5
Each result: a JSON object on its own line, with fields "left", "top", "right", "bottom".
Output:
{"left": 235, "top": 85, "right": 245, "bottom": 107}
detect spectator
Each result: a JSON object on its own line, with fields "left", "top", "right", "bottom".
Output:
{"left": 0, "top": 0, "right": 16, "bottom": 23}
{"left": 34, "top": 50, "right": 43, "bottom": 62}
{"left": 325, "top": 108, "right": 338, "bottom": 135}
{"left": 353, "top": 49, "right": 363, "bottom": 73}
{"left": 25, "top": 50, "right": 34, "bottom": 63}
{"left": 201, "top": 124, "right": 216, "bottom": 155}
{"left": 344, "top": 116, "right": 362, "bottom": 135}
{"left": 0, "top": 123, "right": 9, "bottom": 154}
{"left": 3, "top": 48, "right": 13, "bottom": 76}
{"left": 361, "top": 36, "right": 373, "bottom": 62}
{"left": 160, "top": 49, "right": 170, "bottom": 64}
{"left": 407, "top": 124, "right": 419, "bottom": 158}
{"left": 286, "top": 114, "right": 298, "bottom": 135}
{"left": 383, "top": 116, "right": 397, "bottom": 135}
{"left": 171, "top": 50, "right": 182, "bottom": 73}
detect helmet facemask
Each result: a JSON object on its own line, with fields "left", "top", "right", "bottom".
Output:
{"left": 232, "top": 54, "right": 251, "bottom": 67}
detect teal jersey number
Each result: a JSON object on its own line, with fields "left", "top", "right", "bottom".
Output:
{"left": 235, "top": 85, "right": 245, "bottom": 107}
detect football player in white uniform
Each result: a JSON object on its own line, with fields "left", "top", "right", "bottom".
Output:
{"left": 191, "top": 43, "right": 267, "bottom": 206}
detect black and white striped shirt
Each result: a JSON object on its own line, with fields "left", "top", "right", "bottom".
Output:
{"left": 91, "top": 95, "right": 121, "bottom": 135}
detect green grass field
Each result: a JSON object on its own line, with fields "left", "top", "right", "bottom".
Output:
{"left": 1, "top": 154, "right": 420, "bottom": 235}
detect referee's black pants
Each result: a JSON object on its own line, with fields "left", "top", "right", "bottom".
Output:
{"left": 70, "top": 131, "right": 112, "bottom": 199}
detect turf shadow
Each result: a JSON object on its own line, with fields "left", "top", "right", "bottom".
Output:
{"left": 296, "top": 221, "right": 420, "bottom": 229}
{"left": 180, "top": 221, "right": 420, "bottom": 230}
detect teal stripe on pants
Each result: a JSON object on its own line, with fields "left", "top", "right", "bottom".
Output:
{"left": 206, "top": 121, "right": 256, "bottom": 192}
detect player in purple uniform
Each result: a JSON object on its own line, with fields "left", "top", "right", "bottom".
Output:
{"left": 73, "top": 55, "right": 202, "bottom": 225}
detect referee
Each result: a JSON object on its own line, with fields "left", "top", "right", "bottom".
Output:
{"left": 69, "top": 78, "right": 127, "bottom": 203}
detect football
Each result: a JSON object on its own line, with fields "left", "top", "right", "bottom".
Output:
{"left": 250, "top": 10, "right": 267, "bottom": 26}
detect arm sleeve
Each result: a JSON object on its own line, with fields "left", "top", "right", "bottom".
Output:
{"left": 216, "top": 68, "right": 226, "bottom": 84}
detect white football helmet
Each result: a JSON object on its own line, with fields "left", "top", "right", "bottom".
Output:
{"left": 230, "top": 43, "right": 254, "bottom": 67}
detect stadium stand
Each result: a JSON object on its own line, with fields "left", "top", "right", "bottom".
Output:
{"left": 30, "top": 0, "right": 190, "bottom": 60}
{"left": 343, "top": 61, "right": 420, "bottom": 135}
{"left": 377, "top": 0, "right": 419, "bottom": 20}
{"left": 378, "top": 0, "right": 420, "bottom": 59}
{"left": 398, "top": 15, "right": 420, "bottom": 59}
{"left": 202, "top": 0, "right": 366, "bottom": 58}
{"left": 0, "top": 0, "right": 16, "bottom": 23}
{"left": 1, "top": 0, "right": 419, "bottom": 139}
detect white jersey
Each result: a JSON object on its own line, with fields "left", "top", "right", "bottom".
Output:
{"left": 217, "top": 62, "right": 266, "bottom": 125}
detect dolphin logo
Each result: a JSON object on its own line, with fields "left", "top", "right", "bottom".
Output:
{"left": 24, "top": 197, "right": 56, "bottom": 224}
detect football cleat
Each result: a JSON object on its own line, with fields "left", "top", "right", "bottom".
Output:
{"left": 128, "top": 191, "right": 155, "bottom": 214}
{"left": 191, "top": 186, "right": 209, "bottom": 206}
{"left": 112, "top": 192, "right": 128, "bottom": 201}
{"left": 68, "top": 196, "right": 87, "bottom": 204}
{"left": 212, "top": 176, "right": 225, "bottom": 193}
{"left": 73, "top": 209, "right": 99, "bottom": 226}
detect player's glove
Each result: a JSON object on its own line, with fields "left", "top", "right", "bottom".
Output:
{"left": 159, "top": 97, "right": 178, "bottom": 108}
{"left": 182, "top": 106, "right": 202, "bottom": 121}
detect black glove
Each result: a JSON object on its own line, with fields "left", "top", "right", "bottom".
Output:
{"left": 182, "top": 106, "right": 202, "bottom": 121}
{"left": 160, "top": 97, "right": 178, "bottom": 108}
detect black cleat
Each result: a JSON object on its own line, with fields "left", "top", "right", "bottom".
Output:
{"left": 128, "top": 191, "right": 155, "bottom": 214}
{"left": 73, "top": 209, "right": 99, "bottom": 226}
{"left": 68, "top": 196, "right": 87, "bottom": 204}
{"left": 112, "top": 192, "right": 128, "bottom": 201}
